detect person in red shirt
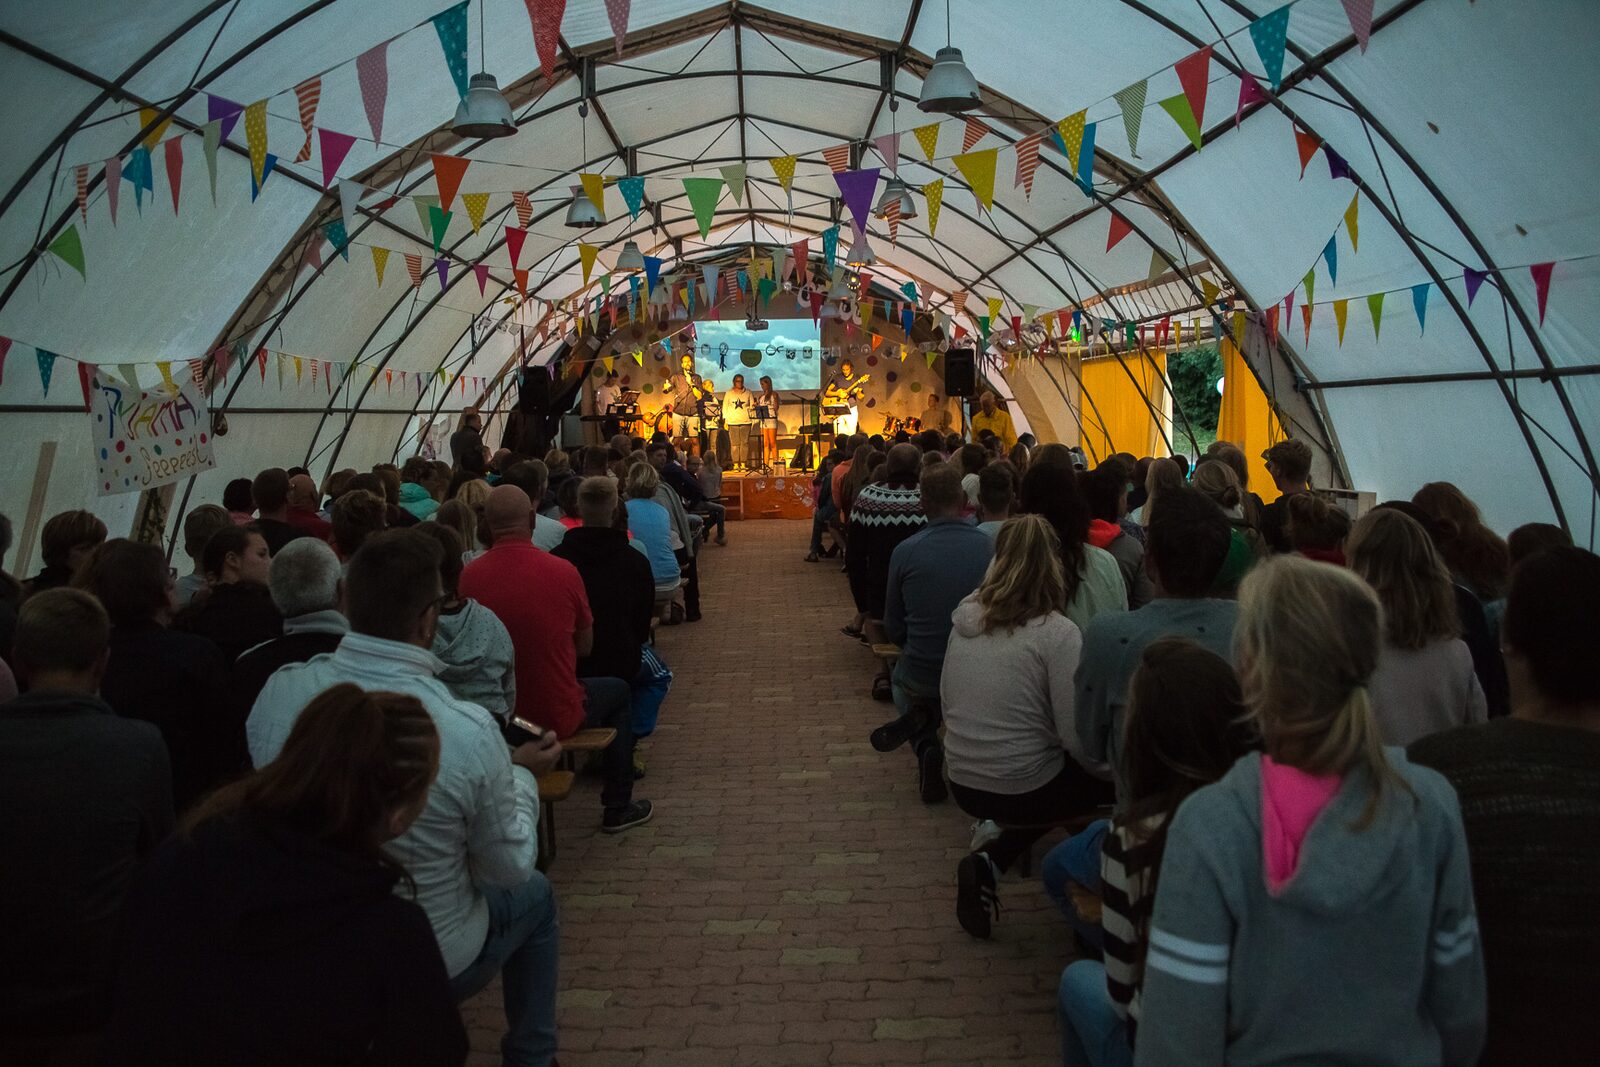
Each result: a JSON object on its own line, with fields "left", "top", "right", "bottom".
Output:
{"left": 285, "top": 474, "right": 334, "bottom": 542}
{"left": 460, "top": 486, "right": 652, "bottom": 834}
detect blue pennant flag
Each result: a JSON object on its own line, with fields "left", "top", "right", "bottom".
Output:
{"left": 643, "top": 256, "right": 662, "bottom": 294}
{"left": 322, "top": 220, "right": 350, "bottom": 261}
{"left": 1323, "top": 236, "right": 1338, "bottom": 285}
{"left": 902, "top": 305, "right": 914, "bottom": 336}
{"left": 901, "top": 280, "right": 918, "bottom": 304}
{"left": 1077, "top": 123, "right": 1097, "bottom": 193}
{"left": 1249, "top": 4, "right": 1293, "bottom": 91}
{"left": 822, "top": 226, "right": 840, "bottom": 271}
{"left": 431, "top": 1, "right": 470, "bottom": 98}
{"left": 1411, "top": 283, "right": 1429, "bottom": 333}
{"left": 250, "top": 153, "right": 278, "bottom": 200}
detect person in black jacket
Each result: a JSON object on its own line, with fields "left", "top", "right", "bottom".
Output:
{"left": 175, "top": 525, "right": 283, "bottom": 665}
{"left": 0, "top": 589, "right": 172, "bottom": 1065}
{"left": 74, "top": 539, "right": 235, "bottom": 812}
{"left": 104, "top": 684, "right": 467, "bottom": 1066}
{"left": 552, "top": 476, "right": 655, "bottom": 684}
{"left": 230, "top": 538, "right": 348, "bottom": 718}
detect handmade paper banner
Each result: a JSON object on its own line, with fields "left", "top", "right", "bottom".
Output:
{"left": 91, "top": 371, "right": 216, "bottom": 496}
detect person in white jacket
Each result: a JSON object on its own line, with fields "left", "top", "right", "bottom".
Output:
{"left": 247, "top": 528, "right": 563, "bottom": 1065}
{"left": 942, "top": 513, "right": 1115, "bottom": 939}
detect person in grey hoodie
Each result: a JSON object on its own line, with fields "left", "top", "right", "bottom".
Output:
{"left": 1134, "top": 555, "right": 1486, "bottom": 1067}
{"left": 415, "top": 523, "right": 515, "bottom": 722}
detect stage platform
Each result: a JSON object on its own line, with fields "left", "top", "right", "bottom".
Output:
{"left": 717, "top": 468, "right": 817, "bottom": 520}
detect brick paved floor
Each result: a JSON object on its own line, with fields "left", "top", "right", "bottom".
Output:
{"left": 463, "top": 519, "right": 1075, "bottom": 1066}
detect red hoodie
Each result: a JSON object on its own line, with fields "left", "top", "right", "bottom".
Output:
{"left": 1086, "top": 519, "right": 1122, "bottom": 550}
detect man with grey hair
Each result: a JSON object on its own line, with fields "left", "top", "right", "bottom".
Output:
{"left": 228, "top": 537, "right": 349, "bottom": 717}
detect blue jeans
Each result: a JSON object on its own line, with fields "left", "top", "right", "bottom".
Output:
{"left": 810, "top": 502, "right": 838, "bottom": 553}
{"left": 1058, "top": 959, "right": 1132, "bottom": 1067}
{"left": 449, "top": 874, "right": 560, "bottom": 1067}
{"left": 1042, "top": 819, "right": 1109, "bottom": 951}
{"left": 889, "top": 659, "right": 941, "bottom": 757}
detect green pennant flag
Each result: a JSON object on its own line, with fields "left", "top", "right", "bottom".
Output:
{"left": 1303, "top": 267, "right": 1315, "bottom": 305}
{"left": 47, "top": 225, "right": 86, "bottom": 279}
{"left": 682, "top": 177, "right": 724, "bottom": 239}
{"left": 925, "top": 350, "right": 938, "bottom": 369}
{"left": 1114, "top": 80, "right": 1148, "bottom": 157}
{"left": 1367, "top": 291, "right": 1385, "bottom": 340}
{"left": 757, "top": 276, "right": 777, "bottom": 308}
{"left": 977, "top": 315, "right": 990, "bottom": 344}
{"left": 1157, "top": 94, "right": 1203, "bottom": 152}
{"left": 428, "top": 205, "right": 452, "bottom": 255}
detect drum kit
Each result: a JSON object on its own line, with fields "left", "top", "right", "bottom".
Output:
{"left": 881, "top": 415, "right": 924, "bottom": 434}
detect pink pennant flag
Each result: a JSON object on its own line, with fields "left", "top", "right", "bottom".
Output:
{"left": 823, "top": 144, "right": 851, "bottom": 173}
{"left": 1530, "top": 262, "right": 1554, "bottom": 325}
{"left": 293, "top": 77, "right": 321, "bottom": 162}
{"left": 963, "top": 117, "right": 989, "bottom": 153}
{"left": 873, "top": 132, "right": 900, "bottom": 166}
{"left": 512, "top": 191, "right": 533, "bottom": 227}
{"left": 1341, "top": 0, "right": 1374, "bottom": 52}
{"left": 75, "top": 165, "right": 89, "bottom": 224}
{"left": 525, "top": 0, "right": 568, "bottom": 85}
{"left": 105, "top": 157, "right": 120, "bottom": 225}
{"left": 1284, "top": 290, "right": 1296, "bottom": 323}
{"left": 605, "top": 0, "right": 630, "bottom": 56}
{"left": 1236, "top": 74, "right": 1267, "bottom": 128}
{"left": 317, "top": 128, "right": 356, "bottom": 188}
{"left": 474, "top": 262, "right": 490, "bottom": 296}
{"left": 159, "top": 138, "right": 183, "bottom": 215}
{"left": 77, "top": 362, "right": 96, "bottom": 410}
{"left": 1013, "top": 132, "right": 1042, "bottom": 197}
{"left": 0, "top": 337, "right": 10, "bottom": 387}
{"left": 505, "top": 226, "right": 527, "bottom": 269}
{"left": 356, "top": 42, "right": 389, "bottom": 145}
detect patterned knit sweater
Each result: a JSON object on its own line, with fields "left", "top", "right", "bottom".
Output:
{"left": 845, "top": 480, "right": 925, "bottom": 618}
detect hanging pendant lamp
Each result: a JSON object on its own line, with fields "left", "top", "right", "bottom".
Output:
{"left": 615, "top": 240, "right": 645, "bottom": 271}
{"left": 918, "top": 3, "right": 981, "bottom": 113}
{"left": 452, "top": 2, "right": 517, "bottom": 138}
{"left": 846, "top": 231, "right": 877, "bottom": 268}
{"left": 565, "top": 185, "right": 603, "bottom": 228}
{"left": 873, "top": 177, "right": 918, "bottom": 220}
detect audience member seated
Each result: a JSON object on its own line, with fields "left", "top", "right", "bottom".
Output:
{"left": 320, "top": 468, "right": 356, "bottom": 517}
{"left": 1411, "top": 481, "right": 1511, "bottom": 604}
{"left": 250, "top": 468, "right": 312, "bottom": 555}
{"left": 500, "top": 460, "right": 567, "bottom": 550}
{"left": 1410, "top": 545, "right": 1600, "bottom": 1066}
{"left": 1256, "top": 438, "right": 1314, "bottom": 552}
{"left": 230, "top": 537, "right": 349, "bottom": 719}
{"left": 976, "top": 463, "right": 1015, "bottom": 535}
{"left": 249, "top": 529, "right": 560, "bottom": 1063}
{"left": 647, "top": 441, "right": 706, "bottom": 507}
{"left": 957, "top": 444, "right": 988, "bottom": 507}
{"left": 1348, "top": 509, "right": 1486, "bottom": 745}
{"left": 0, "top": 590, "right": 172, "bottom": 1063}
{"left": 624, "top": 463, "right": 683, "bottom": 612}
{"left": 1053, "top": 638, "right": 1257, "bottom": 1066}
{"left": 103, "top": 686, "right": 467, "bottom": 1065}
{"left": 1189, "top": 460, "right": 1262, "bottom": 594}
{"left": 331, "top": 488, "right": 388, "bottom": 561}
{"left": 1078, "top": 467, "right": 1154, "bottom": 609}
{"left": 1285, "top": 492, "right": 1350, "bottom": 565}
{"left": 1137, "top": 458, "right": 1184, "bottom": 527}
{"left": 370, "top": 465, "right": 419, "bottom": 528}
{"left": 1020, "top": 463, "right": 1129, "bottom": 629}
{"left": 175, "top": 504, "right": 232, "bottom": 608}
{"left": 1487, "top": 522, "right": 1571, "bottom": 634}
{"left": 545, "top": 448, "right": 577, "bottom": 508}
{"left": 805, "top": 455, "right": 841, "bottom": 563}
{"left": 73, "top": 538, "right": 233, "bottom": 810}
{"left": 1135, "top": 555, "right": 1485, "bottom": 1065}
{"left": 683, "top": 453, "right": 727, "bottom": 546}
{"left": 877, "top": 463, "right": 995, "bottom": 801}
{"left": 223, "top": 477, "right": 255, "bottom": 525}
{"left": 1076, "top": 487, "right": 1235, "bottom": 800}
{"left": 414, "top": 523, "right": 516, "bottom": 723}
{"left": 942, "top": 515, "right": 1114, "bottom": 939}
{"left": 461, "top": 486, "right": 653, "bottom": 833}
{"left": 399, "top": 457, "right": 443, "bottom": 522}
{"left": 1204, "top": 441, "right": 1264, "bottom": 528}
{"left": 22, "top": 509, "right": 107, "bottom": 597}
{"left": 555, "top": 478, "right": 583, "bottom": 530}
{"left": 176, "top": 525, "right": 283, "bottom": 664}
{"left": 649, "top": 455, "right": 703, "bottom": 623}
{"left": 846, "top": 443, "right": 927, "bottom": 634}
{"left": 285, "top": 473, "right": 335, "bottom": 541}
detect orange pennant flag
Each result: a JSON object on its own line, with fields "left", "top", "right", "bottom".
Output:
{"left": 430, "top": 154, "right": 470, "bottom": 213}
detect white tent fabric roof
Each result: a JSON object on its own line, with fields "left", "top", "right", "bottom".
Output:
{"left": 1, "top": 0, "right": 1596, "bottom": 546}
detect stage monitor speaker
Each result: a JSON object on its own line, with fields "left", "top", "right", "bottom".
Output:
{"left": 518, "top": 365, "right": 551, "bottom": 415}
{"left": 944, "top": 347, "right": 976, "bottom": 397}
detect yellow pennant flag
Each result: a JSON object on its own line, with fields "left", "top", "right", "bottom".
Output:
{"left": 370, "top": 246, "right": 389, "bottom": 287}
{"left": 1201, "top": 277, "right": 1220, "bottom": 305}
{"left": 952, "top": 148, "right": 999, "bottom": 211}
{"left": 1232, "top": 310, "right": 1247, "bottom": 348}
{"left": 923, "top": 180, "right": 943, "bottom": 236}
{"left": 769, "top": 155, "right": 796, "bottom": 193}
{"left": 245, "top": 100, "right": 269, "bottom": 184}
{"left": 294, "top": 357, "right": 304, "bottom": 382}
{"left": 602, "top": 356, "right": 615, "bottom": 374}
{"left": 987, "top": 296, "right": 1003, "bottom": 321}
{"left": 462, "top": 192, "right": 490, "bottom": 233}
{"left": 579, "top": 242, "right": 600, "bottom": 285}
{"left": 1174, "top": 320, "right": 1183, "bottom": 347}
{"left": 632, "top": 350, "right": 644, "bottom": 366}
{"left": 156, "top": 362, "right": 175, "bottom": 390}
{"left": 1057, "top": 110, "right": 1087, "bottom": 171}
{"left": 579, "top": 172, "right": 606, "bottom": 214}
{"left": 861, "top": 297, "right": 874, "bottom": 329}
{"left": 912, "top": 122, "right": 940, "bottom": 161}
{"left": 139, "top": 107, "right": 174, "bottom": 150}
{"left": 1334, "top": 298, "right": 1349, "bottom": 345}
{"left": 1344, "top": 193, "right": 1360, "bottom": 252}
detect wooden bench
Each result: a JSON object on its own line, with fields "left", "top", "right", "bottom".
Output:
{"left": 558, "top": 727, "right": 617, "bottom": 772}
{"left": 535, "top": 770, "right": 575, "bottom": 871}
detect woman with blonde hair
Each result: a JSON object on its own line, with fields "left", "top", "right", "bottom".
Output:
{"left": 1192, "top": 460, "right": 1264, "bottom": 594}
{"left": 1349, "top": 508, "right": 1486, "bottom": 745}
{"left": 1134, "top": 555, "right": 1485, "bottom": 1066}
{"left": 622, "top": 461, "right": 681, "bottom": 611}
{"left": 942, "top": 514, "right": 1116, "bottom": 939}
{"left": 1138, "top": 457, "right": 1184, "bottom": 526}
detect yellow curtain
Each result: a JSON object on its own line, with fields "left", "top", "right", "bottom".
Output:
{"left": 1216, "top": 338, "right": 1285, "bottom": 499}
{"left": 1077, "top": 350, "right": 1169, "bottom": 463}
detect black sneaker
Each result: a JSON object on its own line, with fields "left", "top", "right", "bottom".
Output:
{"left": 956, "top": 852, "right": 1001, "bottom": 939}
{"left": 917, "top": 744, "right": 948, "bottom": 804}
{"left": 601, "top": 799, "right": 654, "bottom": 834}
{"left": 871, "top": 714, "right": 918, "bottom": 753}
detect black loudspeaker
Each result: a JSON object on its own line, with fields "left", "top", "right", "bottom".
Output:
{"left": 944, "top": 347, "right": 976, "bottom": 397}
{"left": 518, "top": 366, "right": 551, "bottom": 415}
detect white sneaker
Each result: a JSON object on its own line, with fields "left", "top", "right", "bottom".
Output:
{"left": 969, "top": 819, "right": 1002, "bottom": 851}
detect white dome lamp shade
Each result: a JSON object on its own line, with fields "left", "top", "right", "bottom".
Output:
{"left": 615, "top": 240, "right": 646, "bottom": 271}
{"left": 452, "top": 73, "right": 516, "bottom": 139}
{"left": 565, "top": 185, "right": 604, "bottom": 228}
{"left": 873, "top": 177, "right": 918, "bottom": 221}
{"left": 918, "top": 47, "right": 981, "bottom": 114}
{"left": 846, "top": 230, "right": 877, "bottom": 268}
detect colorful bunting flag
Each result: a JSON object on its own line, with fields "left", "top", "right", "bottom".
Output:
{"left": 1323, "top": 236, "right": 1338, "bottom": 284}
{"left": 428, "top": 205, "right": 452, "bottom": 254}
{"left": 432, "top": 1, "right": 470, "bottom": 98}
{"left": 1114, "top": 80, "right": 1148, "bottom": 157}
{"left": 616, "top": 175, "right": 646, "bottom": 219}
{"left": 913, "top": 122, "right": 940, "bottom": 162}
{"left": 1236, "top": 74, "right": 1267, "bottom": 128}
{"left": 461, "top": 192, "right": 489, "bottom": 232}
{"left": 0, "top": 337, "right": 9, "bottom": 388}
{"left": 718, "top": 163, "right": 746, "bottom": 206}
{"left": 833, "top": 168, "right": 880, "bottom": 235}
{"left": 505, "top": 226, "right": 527, "bottom": 269}
{"left": 337, "top": 179, "right": 361, "bottom": 242}
{"left": 1077, "top": 122, "right": 1097, "bottom": 191}
{"left": 643, "top": 255, "right": 662, "bottom": 294}
{"left": 164, "top": 138, "right": 183, "bottom": 214}
{"left": 527, "top": 0, "right": 567, "bottom": 83}
{"left": 405, "top": 252, "right": 424, "bottom": 288}
{"left": 962, "top": 117, "right": 989, "bottom": 153}
{"left": 1056, "top": 111, "right": 1087, "bottom": 171}
{"left": 1295, "top": 129, "right": 1321, "bottom": 177}
{"left": 873, "top": 132, "right": 900, "bottom": 167}
{"left": 431, "top": 154, "right": 470, "bottom": 212}
{"left": 952, "top": 149, "right": 997, "bottom": 211}
{"left": 46, "top": 225, "right": 84, "bottom": 279}
{"left": 922, "top": 179, "right": 944, "bottom": 236}
{"left": 682, "top": 176, "right": 724, "bottom": 238}
{"left": 1411, "top": 283, "right": 1429, "bottom": 332}
{"left": 1014, "top": 132, "right": 1042, "bottom": 197}
{"left": 1302, "top": 302, "right": 1313, "bottom": 344}
{"left": 1333, "top": 298, "right": 1349, "bottom": 344}
{"left": 1463, "top": 267, "right": 1487, "bottom": 306}
{"left": 883, "top": 196, "right": 901, "bottom": 243}
{"left": 316, "top": 128, "right": 355, "bottom": 189}
{"left": 1326, "top": 147, "right": 1351, "bottom": 181}
{"left": 769, "top": 155, "right": 796, "bottom": 193}
{"left": 1341, "top": 0, "right": 1374, "bottom": 52}
{"left": 1106, "top": 212, "right": 1133, "bottom": 252}
{"left": 1367, "top": 291, "right": 1385, "bottom": 339}
{"left": 322, "top": 220, "right": 349, "bottom": 261}
{"left": 356, "top": 42, "right": 389, "bottom": 144}
{"left": 1249, "top": 4, "right": 1292, "bottom": 91}
{"left": 435, "top": 258, "right": 449, "bottom": 291}
{"left": 244, "top": 99, "right": 269, "bottom": 185}
{"left": 287, "top": 77, "right": 321, "bottom": 163}
{"left": 1302, "top": 268, "right": 1315, "bottom": 305}
{"left": 821, "top": 226, "right": 839, "bottom": 271}
{"left": 579, "top": 172, "right": 605, "bottom": 214}
{"left": 1344, "top": 193, "right": 1360, "bottom": 251}
{"left": 514, "top": 268, "right": 529, "bottom": 298}
{"left": 1158, "top": 95, "right": 1203, "bottom": 152}
{"left": 823, "top": 144, "right": 851, "bottom": 173}
{"left": 579, "top": 242, "right": 600, "bottom": 285}
{"left": 36, "top": 349, "right": 56, "bottom": 395}
{"left": 512, "top": 190, "right": 533, "bottom": 227}
{"left": 207, "top": 95, "right": 244, "bottom": 140}
{"left": 791, "top": 239, "right": 810, "bottom": 281}
{"left": 1530, "top": 262, "right": 1554, "bottom": 324}
{"left": 371, "top": 246, "right": 389, "bottom": 286}
{"left": 1176, "top": 46, "right": 1212, "bottom": 127}
{"left": 137, "top": 107, "right": 172, "bottom": 150}
{"left": 250, "top": 154, "right": 278, "bottom": 201}
{"left": 605, "top": 0, "right": 631, "bottom": 55}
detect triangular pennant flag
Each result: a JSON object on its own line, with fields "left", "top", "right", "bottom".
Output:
{"left": 428, "top": 205, "right": 452, "bottom": 255}
{"left": 987, "top": 297, "right": 1003, "bottom": 321}
{"left": 1249, "top": 4, "right": 1293, "bottom": 91}
{"left": 643, "top": 255, "right": 662, "bottom": 293}
{"left": 821, "top": 227, "right": 839, "bottom": 271}
{"left": 1201, "top": 277, "right": 1221, "bottom": 305}
{"left": 291, "top": 77, "right": 321, "bottom": 162}
{"left": 206, "top": 94, "right": 244, "bottom": 141}
{"left": 1344, "top": 193, "right": 1360, "bottom": 251}
{"left": 606, "top": 0, "right": 631, "bottom": 55}
{"left": 1106, "top": 212, "right": 1134, "bottom": 252}
{"left": 356, "top": 42, "right": 389, "bottom": 144}
{"left": 1411, "top": 283, "right": 1429, "bottom": 333}
{"left": 1014, "top": 132, "right": 1043, "bottom": 197}
{"left": 1323, "top": 236, "right": 1338, "bottom": 284}
{"left": 769, "top": 156, "right": 797, "bottom": 202}
{"left": 617, "top": 175, "right": 645, "bottom": 219}
{"left": 0, "top": 337, "right": 10, "bottom": 387}
{"left": 913, "top": 122, "right": 940, "bottom": 162}
{"left": 1530, "top": 262, "right": 1554, "bottom": 325}
{"left": 337, "top": 180, "right": 362, "bottom": 242}
{"left": 163, "top": 137, "right": 183, "bottom": 214}
{"left": 527, "top": 0, "right": 568, "bottom": 83}
{"left": 371, "top": 246, "right": 389, "bottom": 286}
{"left": 432, "top": 1, "right": 470, "bottom": 98}
{"left": 1057, "top": 111, "right": 1087, "bottom": 171}
{"left": 791, "top": 239, "right": 810, "bottom": 281}
{"left": 405, "top": 252, "right": 424, "bottom": 288}
{"left": 76, "top": 362, "right": 95, "bottom": 408}
{"left": 682, "top": 176, "right": 724, "bottom": 238}
{"left": 1302, "top": 268, "right": 1315, "bottom": 305}
{"left": 1265, "top": 305, "right": 1280, "bottom": 345}
{"left": 512, "top": 190, "right": 533, "bottom": 227}
{"left": 1232, "top": 311, "right": 1247, "bottom": 349}
{"left": 293, "top": 356, "right": 303, "bottom": 383}
{"left": 1333, "top": 299, "right": 1349, "bottom": 344}
{"left": 579, "top": 172, "right": 606, "bottom": 214}
{"left": 1077, "top": 122, "right": 1097, "bottom": 192}
{"left": 137, "top": 107, "right": 173, "bottom": 150}
{"left": 579, "top": 242, "right": 600, "bottom": 285}
{"left": 514, "top": 268, "right": 529, "bottom": 299}
{"left": 322, "top": 220, "right": 349, "bottom": 261}
{"left": 461, "top": 192, "right": 489, "bottom": 232}
{"left": 922, "top": 179, "right": 944, "bottom": 236}
{"left": 47, "top": 224, "right": 86, "bottom": 280}
{"left": 1236, "top": 74, "right": 1267, "bottom": 128}
{"left": 1285, "top": 291, "right": 1296, "bottom": 325}
{"left": 1302, "top": 302, "right": 1314, "bottom": 344}
{"left": 1325, "top": 147, "right": 1352, "bottom": 181}
{"left": 1149, "top": 249, "right": 1167, "bottom": 281}
{"left": 412, "top": 194, "right": 439, "bottom": 234}
{"left": 303, "top": 235, "right": 324, "bottom": 272}
{"left": 505, "top": 226, "right": 526, "bottom": 269}
{"left": 962, "top": 117, "right": 989, "bottom": 153}
{"left": 430, "top": 154, "right": 470, "bottom": 213}
{"left": 199, "top": 123, "right": 222, "bottom": 204}
{"left": 435, "top": 258, "right": 449, "bottom": 291}
{"left": 1114, "top": 80, "right": 1148, "bottom": 157}
{"left": 873, "top": 132, "right": 901, "bottom": 167}
{"left": 1463, "top": 267, "right": 1487, "bottom": 306}
{"left": 1158, "top": 94, "right": 1203, "bottom": 152}
{"left": 1295, "top": 129, "right": 1322, "bottom": 178}
{"left": 1366, "top": 291, "right": 1385, "bottom": 340}
{"left": 952, "top": 149, "right": 997, "bottom": 211}
{"left": 1175, "top": 46, "right": 1212, "bottom": 128}
{"left": 883, "top": 196, "right": 901, "bottom": 243}
{"left": 703, "top": 264, "right": 720, "bottom": 307}
{"left": 255, "top": 347, "right": 268, "bottom": 382}
{"left": 833, "top": 168, "right": 880, "bottom": 234}
{"left": 249, "top": 154, "right": 277, "bottom": 201}
{"left": 718, "top": 163, "right": 746, "bottom": 206}
{"left": 474, "top": 263, "right": 490, "bottom": 296}
{"left": 244, "top": 99, "right": 269, "bottom": 184}
{"left": 977, "top": 316, "right": 990, "bottom": 345}
{"left": 74, "top": 164, "right": 90, "bottom": 225}
{"left": 1341, "top": 0, "right": 1374, "bottom": 52}
{"left": 36, "top": 349, "right": 56, "bottom": 395}
{"left": 823, "top": 144, "right": 851, "bottom": 173}
{"left": 316, "top": 128, "right": 356, "bottom": 189}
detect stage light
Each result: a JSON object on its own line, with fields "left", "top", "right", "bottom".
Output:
{"left": 846, "top": 231, "right": 876, "bottom": 268}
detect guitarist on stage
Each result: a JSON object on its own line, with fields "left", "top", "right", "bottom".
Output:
{"left": 824, "top": 359, "right": 870, "bottom": 436}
